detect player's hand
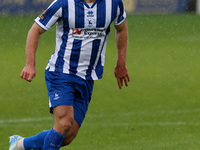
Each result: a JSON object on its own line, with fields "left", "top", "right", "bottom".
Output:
{"left": 20, "top": 65, "right": 36, "bottom": 82}
{"left": 114, "top": 65, "right": 130, "bottom": 89}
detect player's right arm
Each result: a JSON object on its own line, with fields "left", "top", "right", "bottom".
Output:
{"left": 21, "top": 0, "right": 61, "bottom": 82}
{"left": 20, "top": 23, "right": 46, "bottom": 82}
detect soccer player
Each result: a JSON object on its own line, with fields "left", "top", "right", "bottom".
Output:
{"left": 9, "top": 0, "right": 130, "bottom": 149}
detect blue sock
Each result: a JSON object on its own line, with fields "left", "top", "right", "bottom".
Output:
{"left": 43, "top": 128, "right": 65, "bottom": 150}
{"left": 24, "top": 130, "right": 49, "bottom": 149}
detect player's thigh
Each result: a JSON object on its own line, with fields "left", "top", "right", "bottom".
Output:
{"left": 53, "top": 105, "right": 74, "bottom": 117}
{"left": 53, "top": 105, "right": 74, "bottom": 129}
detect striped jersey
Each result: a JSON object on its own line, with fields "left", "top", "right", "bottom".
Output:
{"left": 35, "top": 0, "right": 126, "bottom": 80}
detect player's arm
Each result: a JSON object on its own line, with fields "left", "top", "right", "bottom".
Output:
{"left": 114, "top": 19, "right": 130, "bottom": 89}
{"left": 20, "top": 23, "right": 46, "bottom": 82}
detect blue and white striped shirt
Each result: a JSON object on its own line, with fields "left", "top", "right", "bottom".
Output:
{"left": 35, "top": 0, "right": 126, "bottom": 80}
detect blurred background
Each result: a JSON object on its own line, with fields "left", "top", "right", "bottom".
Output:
{"left": 0, "top": 0, "right": 199, "bottom": 15}
{"left": 1, "top": 0, "right": 200, "bottom": 150}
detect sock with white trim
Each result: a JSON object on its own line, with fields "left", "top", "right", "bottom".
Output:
{"left": 43, "top": 128, "right": 65, "bottom": 150}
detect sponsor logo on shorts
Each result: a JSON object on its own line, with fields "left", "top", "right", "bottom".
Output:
{"left": 54, "top": 93, "right": 59, "bottom": 100}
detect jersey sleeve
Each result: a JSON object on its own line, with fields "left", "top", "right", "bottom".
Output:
{"left": 35, "top": 0, "right": 62, "bottom": 31}
{"left": 113, "top": 0, "right": 126, "bottom": 26}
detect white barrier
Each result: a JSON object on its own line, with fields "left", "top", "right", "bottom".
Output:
{"left": 197, "top": 0, "right": 200, "bottom": 14}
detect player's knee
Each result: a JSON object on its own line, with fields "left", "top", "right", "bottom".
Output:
{"left": 55, "top": 117, "right": 74, "bottom": 134}
{"left": 60, "top": 119, "right": 74, "bottom": 133}
{"left": 62, "top": 131, "right": 78, "bottom": 146}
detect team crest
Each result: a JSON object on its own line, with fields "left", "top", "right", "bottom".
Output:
{"left": 86, "top": 18, "right": 96, "bottom": 28}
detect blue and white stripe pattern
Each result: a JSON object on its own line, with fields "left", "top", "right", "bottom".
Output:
{"left": 35, "top": 0, "right": 126, "bottom": 80}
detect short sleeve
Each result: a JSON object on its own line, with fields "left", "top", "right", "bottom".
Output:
{"left": 113, "top": 0, "right": 126, "bottom": 26}
{"left": 35, "top": 0, "right": 62, "bottom": 31}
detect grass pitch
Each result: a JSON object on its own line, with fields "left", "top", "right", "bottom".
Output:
{"left": 0, "top": 14, "right": 200, "bottom": 149}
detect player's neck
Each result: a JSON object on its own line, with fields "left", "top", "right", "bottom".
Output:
{"left": 84, "top": 0, "right": 95, "bottom": 3}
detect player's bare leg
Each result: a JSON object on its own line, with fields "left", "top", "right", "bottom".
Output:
{"left": 42, "top": 105, "right": 78, "bottom": 149}
{"left": 62, "top": 120, "right": 80, "bottom": 146}
{"left": 52, "top": 105, "right": 80, "bottom": 146}
{"left": 9, "top": 105, "right": 80, "bottom": 150}
{"left": 53, "top": 105, "right": 74, "bottom": 135}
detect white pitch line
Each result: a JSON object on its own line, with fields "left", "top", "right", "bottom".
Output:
{"left": 0, "top": 117, "right": 52, "bottom": 124}
{"left": 83, "top": 121, "right": 200, "bottom": 127}
{"left": 1, "top": 109, "right": 200, "bottom": 127}
{"left": 1, "top": 118, "right": 200, "bottom": 127}
{"left": 86, "top": 108, "right": 200, "bottom": 118}
{"left": 132, "top": 121, "right": 200, "bottom": 126}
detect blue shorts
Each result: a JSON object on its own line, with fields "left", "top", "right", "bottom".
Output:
{"left": 45, "top": 70, "right": 94, "bottom": 126}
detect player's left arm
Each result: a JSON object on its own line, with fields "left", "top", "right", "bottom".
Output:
{"left": 114, "top": 19, "right": 130, "bottom": 89}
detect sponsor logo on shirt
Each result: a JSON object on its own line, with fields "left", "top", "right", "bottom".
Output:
{"left": 72, "top": 28, "right": 83, "bottom": 35}
{"left": 71, "top": 28, "right": 106, "bottom": 38}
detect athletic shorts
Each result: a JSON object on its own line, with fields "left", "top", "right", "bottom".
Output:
{"left": 45, "top": 70, "right": 94, "bottom": 126}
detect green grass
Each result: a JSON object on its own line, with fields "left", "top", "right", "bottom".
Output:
{"left": 1, "top": 14, "right": 200, "bottom": 149}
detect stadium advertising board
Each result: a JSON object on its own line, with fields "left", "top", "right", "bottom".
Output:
{"left": 0, "top": 0, "right": 189, "bottom": 15}
{"left": 124, "top": 0, "right": 189, "bottom": 14}
{"left": 0, "top": 0, "right": 51, "bottom": 15}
